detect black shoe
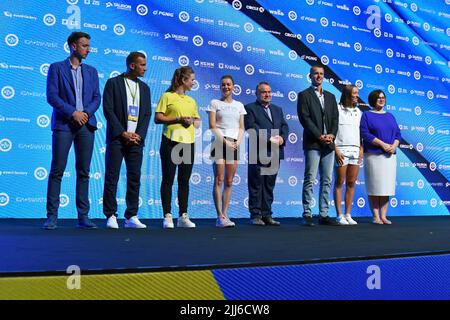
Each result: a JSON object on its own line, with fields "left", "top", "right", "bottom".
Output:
{"left": 250, "top": 217, "right": 266, "bottom": 226}
{"left": 262, "top": 216, "right": 281, "bottom": 226}
{"left": 42, "top": 215, "right": 58, "bottom": 230}
{"left": 302, "top": 215, "right": 315, "bottom": 227}
{"left": 77, "top": 216, "right": 98, "bottom": 229}
{"left": 318, "top": 216, "right": 340, "bottom": 226}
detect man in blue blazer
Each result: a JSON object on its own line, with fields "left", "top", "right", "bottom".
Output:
{"left": 245, "top": 82, "right": 289, "bottom": 226}
{"left": 298, "top": 65, "right": 339, "bottom": 227}
{"left": 102, "top": 52, "right": 151, "bottom": 229}
{"left": 44, "top": 32, "right": 100, "bottom": 229}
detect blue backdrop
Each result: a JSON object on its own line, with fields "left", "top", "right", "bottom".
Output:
{"left": 0, "top": 0, "right": 449, "bottom": 218}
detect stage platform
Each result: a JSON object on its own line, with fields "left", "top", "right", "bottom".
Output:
{"left": 1, "top": 216, "right": 450, "bottom": 300}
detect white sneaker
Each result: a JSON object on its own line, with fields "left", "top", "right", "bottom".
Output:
{"left": 163, "top": 213, "right": 174, "bottom": 229}
{"left": 216, "top": 217, "right": 235, "bottom": 228}
{"left": 106, "top": 215, "right": 119, "bottom": 229}
{"left": 177, "top": 213, "right": 196, "bottom": 228}
{"left": 124, "top": 216, "right": 147, "bottom": 229}
{"left": 345, "top": 215, "right": 358, "bottom": 225}
{"left": 336, "top": 216, "right": 349, "bottom": 225}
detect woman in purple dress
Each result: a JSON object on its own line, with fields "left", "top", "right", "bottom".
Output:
{"left": 360, "top": 90, "right": 401, "bottom": 225}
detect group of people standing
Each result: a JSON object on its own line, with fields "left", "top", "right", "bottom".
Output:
{"left": 43, "top": 32, "right": 401, "bottom": 230}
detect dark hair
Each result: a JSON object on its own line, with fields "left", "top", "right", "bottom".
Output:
{"left": 339, "top": 84, "right": 358, "bottom": 107}
{"left": 368, "top": 90, "right": 386, "bottom": 108}
{"left": 126, "top": 51, "right": 146, "bottom": 67}
{"left": 310, "top": 64, "right": 325, "bottom": 74}
{"left": 167, "top": 66, "right": 194, "bottom": 92}
{"left": 67, "top": 32, "right": 91, "bottom": 46}
{"left": 220, "top": 75, "right": 234, "bottom": 85}
{"left": 255, "top": 81, "right": 270, "bottom": 94}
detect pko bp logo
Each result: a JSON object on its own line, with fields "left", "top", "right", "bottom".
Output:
{"left": 1, "top": 86, "right": 15, "bottom": 99}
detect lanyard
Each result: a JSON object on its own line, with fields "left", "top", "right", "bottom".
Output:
{"left": 125, "top": 79, "right": 138, "bottom": 105}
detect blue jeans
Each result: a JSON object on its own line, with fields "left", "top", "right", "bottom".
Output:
{"left": 46, "top": 125, "right": 95, "bottom": 218}
{"left": 302, "top": 148, "right": 335, "bottom": 218}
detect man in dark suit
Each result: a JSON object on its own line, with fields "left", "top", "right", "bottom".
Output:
{"left": 102, "top": 52, "right": 151, "bottom": 229}
{"left": 245, "top": 82, "right": 289, "bottom": 226}
{"left": 103, "top": 52, "right": 151, "bottom": 229}
{"left": 44, "top": 32, "right": 100, "bottom": 230}
{"left": 298, "top": 65, "right": 339, "bottom": 226}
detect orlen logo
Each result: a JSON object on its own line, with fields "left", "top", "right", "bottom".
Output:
{"left": 178, "top": 55, "right": 190, "bottom": 66}
{"left": 244, "top": 22, "right": 254, "bottom": 33}
{"left": 59, "top": 194, "right": 70, "bottom": 207}
{"left": 0, "top": 139, "right": 12, "bottom": 152}
{"left": 0, "top": 193, "right": 10, "bottom": 206}
{"left": 232, "top": 0, "right": 242, "bottom": 10}
{"left": 1, "top": 86, "right": 15, "bottom": 99}
{"left": 34, "top": 167, "right": 48, "bottom": 181}
{"left": 232, "top": 174, "right": 241, "bottom": 185}
{"left": 179, "top": 11, "right": 190, "bottom": 22}
{"left": 233, "top": 41, "right": 243, "bottom": 52}
{"left": 288, "top": 91, "right": 297, "bottom": 102}
{"left": 288, "top": 133, "right": 298, "bottom": 144}
{"left": 40, "top": 63, "right": 50, "bottom": 76}
{"left": 244, "top": 64, "right": 255, "bottom": 75}
{"left": 357, "top": 197, "right": 365, "bottom": 208}
{"left": 113, "top": 24, "right": 126, "bottom": 36}
{"left": 190, "top": 172, "right": 201, "bottom": 185}
{"left": 5, "top": 34, "right": 19, "bottom": 47}
{"left": 192, "top": 35, "right": 203, "bottom": 46}
{"left": 136, "top": 4, "right": 148, "bottom": 16}
{"left": 288, "top": 176, "right": 298, "bottom": 187}
{"left": 390, "top": 197, "right": 398, "bottom": 208}
{"left": 37, "top": 115, "right": 50, "bottom": 128}
{"left": 43, "top": 13, "right": 56, "bottom": 26}
{"left": 233, "top": 84, "right": 242, "bottom": 96}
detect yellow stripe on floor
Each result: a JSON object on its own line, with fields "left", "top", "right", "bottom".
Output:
{"left": 0, "top": 270, "right": 225, "bottom": 300}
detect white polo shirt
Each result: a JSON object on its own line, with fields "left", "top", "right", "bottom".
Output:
{"left": 335, "top": 104, "right": 362, "bottom": 148}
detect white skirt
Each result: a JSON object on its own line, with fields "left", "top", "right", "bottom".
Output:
{"left": 364, "top": 153, "right": 397, "bottom": 196}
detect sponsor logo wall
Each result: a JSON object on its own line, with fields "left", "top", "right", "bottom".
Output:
{"left": 1, "top": 0, "right": 449, "bottom": 218}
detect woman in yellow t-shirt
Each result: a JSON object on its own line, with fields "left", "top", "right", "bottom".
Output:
{"left": 155, "top": 66, "right": 201, "bottom": 229}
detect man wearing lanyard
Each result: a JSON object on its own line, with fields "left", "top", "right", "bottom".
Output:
{"left": 102, "top": 52, "right": 151, "bottom": 229}
{"left": 43, "top": 32, "right": 100, "bottom": 230}
{"left": 297, "top": 65, "right": 339, "bottom": 226}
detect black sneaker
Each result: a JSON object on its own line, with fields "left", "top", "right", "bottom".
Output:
{"left": 318, "top": 216, "right": 340, "bottom": 226}
{"left": 302, "top": 215, "right": 315, "bottom": 227}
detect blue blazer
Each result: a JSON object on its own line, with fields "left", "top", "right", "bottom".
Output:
{"left": 46, "top": 58, "right": 101, "bottom": 131}
{"left": 244, "top": 101, "right": 289, "bottom": 161}
{"left": 102, "top": 74, "right": 152, "bottom": 145}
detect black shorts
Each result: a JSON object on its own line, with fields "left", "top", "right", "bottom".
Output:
{"left": 211, "top": 137, "right": 239, "bottom": 161}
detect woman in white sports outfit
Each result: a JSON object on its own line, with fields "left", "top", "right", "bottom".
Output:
{"left": 207, "top": 75, "right": 246, "bottom": 228}
{"left": 334, "top": 85, "right": 362, "bottom": 225}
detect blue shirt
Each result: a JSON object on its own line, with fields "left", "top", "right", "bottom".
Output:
{"left": 69, "top": 60, "right": 84, "bottom": 112}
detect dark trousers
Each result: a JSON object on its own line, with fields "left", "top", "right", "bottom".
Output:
{"left": 160, "top": 135, "right": 194, "bottom": 216}
{"left": 103, "top": 142, "right": 143, "bottom": 219}
{"left": 46, "top": 125, "right": 94, "bottom": 218}
{"left": 248, "top": 163, "right": 278, "bottom": 219}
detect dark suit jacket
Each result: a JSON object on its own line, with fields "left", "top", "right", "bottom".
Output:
{"left": 297, "top": 87, "right": 339, "bottom": 150}
{"left": 103, "top": 74, "right": 151, "bottom": 145}
{"left": 46, "top": 58, "right": 100, "bottom": 131}
{"left": 244, "top": 101, "right": 289, "bottom": 161}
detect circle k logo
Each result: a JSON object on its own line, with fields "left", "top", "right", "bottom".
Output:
{"left": 179, "top": 11, "right": 190, "bottom": 22}
{"left": 34, "top": 167, "right": 48, "bottom": 181}
{"left": 192, "top": 35, "right": 203, "bottom": 46}
{"left": 288, "top": 11, "right": 297, "bottom": 21}
{"left": 190, "top": 172, "right": 201, "bottom": 185}
{"left": 40, "top": 63, "right": 50, "bottom": 76}
{"left": 244, "top": 22, "right": 254, "bottom": 33}
{"left": 244, "top": 64, "right": 254, "bottom": 75}
{"left": 37, "top": 115, "right": 50, "bottom": 128}
{"left": 178, "top": 55, "right": 190, "bottom": 66}
{"left": 136, "top": 4, "right": 148, "bottom": 16}
{"left": 0, "top": 193, "right": 10, "bottom": 206}
{"left": 113, "top": 24, "right": 126, "bottom": 36}
{"left": 5, "top": 34, "right": 19, "bottom": 47}
{"left": 233, "top": 41, "right": 243, "bottom": 52}
{"left": 232, "top": 0, "right": 242, "bottom": 10}
{"left": 43, "top": 14, "right": 56, "bottom": 26}
{"left": 0, "top": 139, "right": 12, "bottom": 152}
{"left": 1, "top": 86, "right": 15, "bottom": 99}
{"left": 233, "top": 84, "right": 242, "bottom": 96}
{"left": 289, "top": 50, "right": 298, "bottom": 61}
{"left": 59, "top": 194, "right": 70, "bottom": 207}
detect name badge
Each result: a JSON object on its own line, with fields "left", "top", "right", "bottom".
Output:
{"left": 128, "top": 105, "right": 138, "bottom": 122}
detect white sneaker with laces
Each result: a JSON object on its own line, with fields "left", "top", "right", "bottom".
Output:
{"left": 106, "top": 215, "right": 119, "bottom": 229}
{"left": 163, "top": 213, "right": 174, "bottom": 229}
{"left": 336, "top": 216, "right": 349, "bottom": 225}
{"left": 124, "top": 216, "right": 147, "bottom": 229}
{"left": 216, "top": 217, "right": 235, "bottom": 228}
{"left": 345, "top": 215, "right": 358, "bottom": 225}
{"left": 177, "top": 213, "right": 196, "bottom": 228}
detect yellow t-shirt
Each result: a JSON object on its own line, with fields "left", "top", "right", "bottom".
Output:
{"left": 155, "top": 92, "right": 200, "bottom": 143}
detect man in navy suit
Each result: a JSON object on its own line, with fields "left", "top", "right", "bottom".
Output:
{"left": 44, "top": 32, "right": 100, "bottom": 229}
{"left": 245, "top": 82, "right": 289, "bottom": 226}
{"left": 298, "top": 65, "right": 339, "bottom": 226}
{"left": 102, "top": 52, "right": 151, "bottom": 229}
